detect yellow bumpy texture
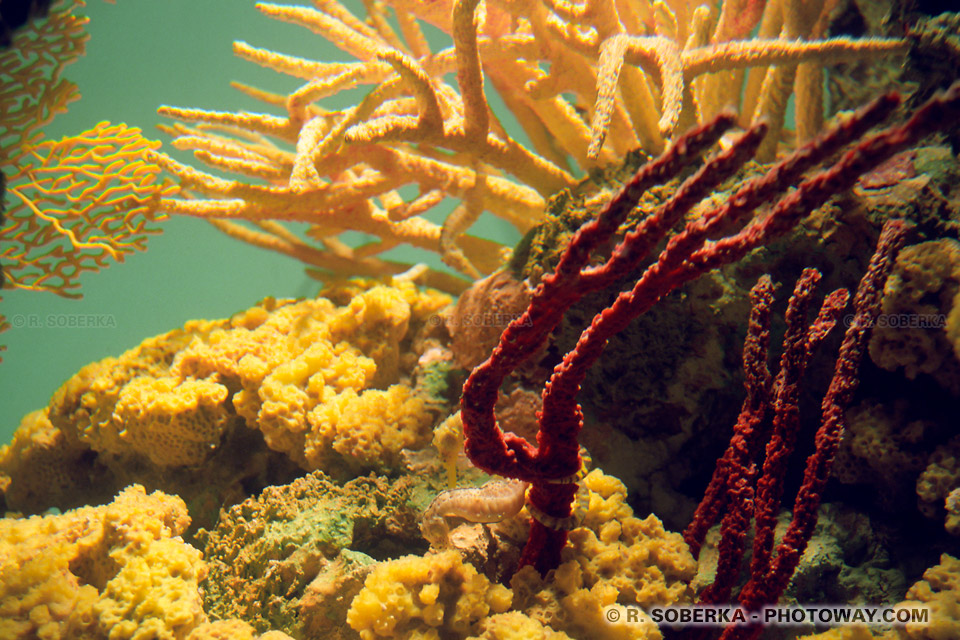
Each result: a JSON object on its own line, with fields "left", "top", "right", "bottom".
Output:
{"left": 797, "top": 553, "right": 960, "bottom": 640}
{"left": 509, "top": 469, "right": 694, "bottom": 640}
{"left": 29, "top": 281, "right": 450, "bottom": 478}
{"left": 869, "top": 239, "right": 960, "bottom": 394}
{"left": 898, "top": 553, "right": 960, "bottom": 640}
{"left": 0, "top": 485, "right": 206, "bottom": 640}
{"left": 347, "top": 550, "right": 512, "bottom": 639}
{"left": 346, "top": 468, "right": 693, "bottom": 639}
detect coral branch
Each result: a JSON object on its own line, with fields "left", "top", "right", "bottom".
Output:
{"left": 748, "top": 270, "right": 844, "bottom": 583}
{"left": 683, "top": 276, "right": 775, "bottom": 560}
{"left": 737, "top": 219, "right": 911, "bottom": 615}
{"left": 688, "top": 220, "right": 907, "bottom": 635}
{"left": 462, "top": 112, "right": 739, "bottom": 482}
{"left": 2, "top": 123, "right": 177, "bottom": 298}
{"left": 700, "top": 218, "right": 911, "bottom": 640}
{"left": 150, "top": 0, "right": 912, "bottom": 289}
{"left": 462, "top": 82, "right": 958, "bottom": 577}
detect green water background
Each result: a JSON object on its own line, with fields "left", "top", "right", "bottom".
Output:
{"left": 1, "top": 0, "right": 522, "bottom": 444}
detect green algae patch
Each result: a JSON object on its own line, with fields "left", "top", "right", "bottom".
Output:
{"left": 197, "top": 471, "right": 421, "bottom": 635}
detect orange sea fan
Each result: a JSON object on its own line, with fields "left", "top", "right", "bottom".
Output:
{"left": 2, "top": 121, "right": 178, "bottom": 298}
{"left": 1, "top": 0, "right": 96, "bottom": 357}
{"left": 0, "top": 0, "right": 89, "bottom": 167}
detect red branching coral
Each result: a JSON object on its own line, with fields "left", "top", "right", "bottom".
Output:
{"left": 461, "top": 81, "right": 960, "bottom": 577}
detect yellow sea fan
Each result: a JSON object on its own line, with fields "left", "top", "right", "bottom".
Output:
{"left": 0, "top": 0, "right": 88, "bottom": 168}
{"left": 1, "top": 122, "right": 178, "bottom": 298}
{"left": 0, "top": 0, "right": 95, "bottom": 359}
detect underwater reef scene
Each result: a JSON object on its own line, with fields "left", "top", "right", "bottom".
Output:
{"left": 3, "top": 0, "right": 960, "bottom": 639}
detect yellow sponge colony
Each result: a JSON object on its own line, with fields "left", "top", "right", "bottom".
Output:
{"left": 796, "top": 554, "right": 960, "bottom": 640}
{"left": 0, "top": 485, "right": 206, "bottom": 640}
{"left": 346, "top": 549, "right": 512, "bottom": 639}
{"left": 184, "top": 620, "right": 294, "bottom": 640}
{"left": 1, "top": 281, "right": 451, "bottom": 516}
{"left": 346, "top": 469, "right": 693, "bottom": 640}
{"left": 0, "top": 409, "right": 97, "bottom": 511}
{"left": 51, "top": 321, "right": 222, "bottom": 470}
{"left": 898, "top": 554, "right": 960, "bottom": 640}
{"left": 100, "top": 281, "right": 445, "bottom": 474}
{"left": 469, "top": 611, "right": 575, "bottom": 639}
{"left": 916, "top": 438, "right": 960, "bottom": 522}
{"left": 869, "top": 239, "right": 960, "bottom": 394}
{"left": 510, "top": 470, "right": 694, "bottom": 640}
{"left": 567, "top": 470, "right": 696, "bottom": 608}
{"left": 110, "top": 376, "right": 230, "bottom": 468}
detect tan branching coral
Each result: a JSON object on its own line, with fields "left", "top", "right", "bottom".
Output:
{"left": 0, "top": 0, "right": 910, "bottom": 330}
{"left": 155, "top": 0, "right": 905, "bottom": 287}
{"left": 155, "top": 0, "right": 549, "bottom": 286}
{"left": 537, "top": 0, "right": 905, "bottom": 160}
